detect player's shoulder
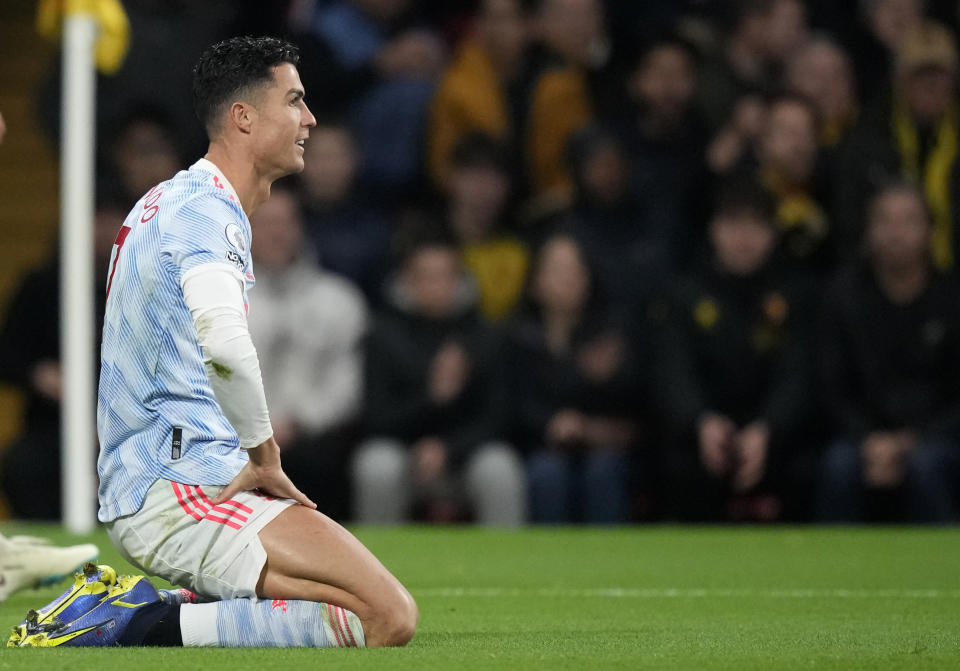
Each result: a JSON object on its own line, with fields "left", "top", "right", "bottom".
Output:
{"left": 160, "top": 162, "right": 243, "bottom": 221}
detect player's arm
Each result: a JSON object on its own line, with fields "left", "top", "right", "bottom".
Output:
{"left": 181, "top": 264, "right": 315, "bottom": 508}
{"left": 181, "top": 264, "right": 271, "bottom": 447}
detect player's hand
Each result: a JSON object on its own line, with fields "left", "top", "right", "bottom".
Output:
{"left": 412, "top": 437, "right": 448, "bottom": 485}
{"left": 698, "top": 412, "right": 735, "bottom": 476}
{"left": 212, "top": 436, "right": 316, "bottom": 509}
{"left": 30, "top": 359, "right": 63, "bottom": 402}
{"left": 862, "top": 431, "right": 911, "bottom": 488}
{"left": 732, "top": 421, "right": 769, "bottom": 492}
{"left": 428, "top": 341, "right": 471, "bottom": 405}
{"left": 546, "top": 409, "right": 586, "bottom": 446}
{"left": 576, "top": 332, "right": 624, "bottom": 383}
{"left": 0, "top": 111, "right": 6, "bottom": 145}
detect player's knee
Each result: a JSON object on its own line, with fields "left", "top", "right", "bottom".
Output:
{"left": 371, "top": 589, "right": 418, "bottom": 647}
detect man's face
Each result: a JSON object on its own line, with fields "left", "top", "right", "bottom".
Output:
{"left": 532, "top": 236, "right": 590, "bottom": 313}
{"left": 762, "top": 0, "right": 808, "bottom": 61}
{"left": 868, "top": 0, "right": 924, "bottom": 49}
{"left": 759, "top": 101, "right": 818, "bottom": 183}
{"left": 402, "top": 247, "right": 463, "bottom": 319}
{"left": 479, "top": 0, "right": 528, "bottom": 68}
{"left": 449, "top": 164, "right": 509, "bottom": 231}
{"left": 538, "top": 0, "right": 603, "bottom": 65}
{"left": 786, "top": 43, "right": 855, "bottom": 121}
{"left": 867, "top": 190, "right": 931, "bottom": 269}
{"left": 900, "top": 66, "right": 956, "bottom": 124}
{"left": 580, "top": 142, "right": 628, "bottom": 204}
{"left": 250, "top": 64, "right": 316, "bottom": 179}
{"left": 630, "top": 44, "right": 696, "bottom": 126}
{"left": 710, "top": 212, "right": 777, "bottom": 276}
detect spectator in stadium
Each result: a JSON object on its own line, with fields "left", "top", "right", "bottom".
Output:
{"left": 699, "top": 0, "right": 809, "bottom": 131}
{"left": 0, "top": 195, "right": 125, "bottom": 519}
{"left": 566, "top": 125, "right": 678, "bottom": 312}
{"left": 247, "top": 185, "right": 369, "bottom": 521}
{"left": 817, "top": 182, "right": 960, "bottom": 523}
{"left": 621, "top": 34, "right": 708, "bottom": 271}
{"left": 655, "top": 179, "right": 812, "bottom": 521}
{"left": 427, "top": 0, "right": 530, "bottom": 191}
{"left": 755, "top": 94, "right": 833, "bottom": 272}
{"left": 353, "top": 227, "right": 525, "bottom": 525}
{"left": 784, "top": 36, "right": 859, "bottom": 151}
{"left": 848, "top": 0, "right": 927, "bottom": 105}
{"left": 836, "top": 21, "right": 960, "bottom": 268}
{"left": 105, "top": 106, "right": 184, "bottom": 207}
{"left": 507, "top": 232, "right": 644, "bottom": 523}
{"left": 523, "top": 0, "right": 606, "bottom": 206}
{"left": 298, "top": 117, "right": 391, "bottom": 302}
{"left": 443, "top": 133, "right": 529, "bottom": 322}
{"left": 294, "top": 0, "right": 445, "bottom": 193}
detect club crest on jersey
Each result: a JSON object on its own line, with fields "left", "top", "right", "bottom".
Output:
{"left": 224, "top": 223, "right": 248, "bottom": 253}
{"left": 225, "top": 250, "right": 245, "bottom": 271}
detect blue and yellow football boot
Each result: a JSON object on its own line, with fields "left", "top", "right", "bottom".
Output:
{"left": 9, "top": 572, "right": 165, "bottom": 647}
{"left": 7, "top": 562, "right": 117, "bottom": 647}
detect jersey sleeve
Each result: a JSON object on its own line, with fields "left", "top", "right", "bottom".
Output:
{"left": 161, "top": 192, "right": 250, "bottom": 286}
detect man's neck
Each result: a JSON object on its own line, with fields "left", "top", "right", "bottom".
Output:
{"left": 203, "top": 144, "right": 273, "bottom": 216}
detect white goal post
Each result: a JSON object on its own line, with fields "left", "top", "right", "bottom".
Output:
{"left": 59, "top": 3, "right": 98, "bottom": 533}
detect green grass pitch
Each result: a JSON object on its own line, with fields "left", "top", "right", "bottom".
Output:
{"left": 0, "top": 524, "right": 958, "bottom": 670}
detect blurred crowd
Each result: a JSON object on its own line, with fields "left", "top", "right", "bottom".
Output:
{"left": 3, "top": 0, "right": 960, "bottom": 524}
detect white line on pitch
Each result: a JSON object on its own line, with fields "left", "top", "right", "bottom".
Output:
{"left": 414, "top": 587, "right": 960, "bottom": 598}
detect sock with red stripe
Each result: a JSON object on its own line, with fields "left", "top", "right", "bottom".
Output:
{"left": 178, "top": 598, "right": 365, "bottom": 648}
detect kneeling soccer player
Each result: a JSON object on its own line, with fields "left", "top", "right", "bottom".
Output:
{"left": 10, "top": 36, "right": 416, "bottom": 648}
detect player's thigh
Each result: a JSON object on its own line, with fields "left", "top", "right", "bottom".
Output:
{"left": 256, "top": 505, "right": 414, "bottom": 621}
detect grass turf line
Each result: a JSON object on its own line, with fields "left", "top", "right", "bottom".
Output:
{"left": 0, "top": 524, "right": 958, "bottom": 670}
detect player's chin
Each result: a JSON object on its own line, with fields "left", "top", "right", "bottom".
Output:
{"left": 279, "top": 155, "right": 306, "bottom": 177}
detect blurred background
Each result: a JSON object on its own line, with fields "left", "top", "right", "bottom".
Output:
{"left": 1, "top": 0, "right": 960, "bottom": 526}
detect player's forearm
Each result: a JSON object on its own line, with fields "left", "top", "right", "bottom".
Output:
{"left": 182, "top": 266, "right": 273, "bottom": 448}
{"left": 203, "top": 330, "right": 274, "bottom": 448}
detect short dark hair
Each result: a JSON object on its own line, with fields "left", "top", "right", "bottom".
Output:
{"left": 392, "top": 212, "right": 459, "bottom": 269}
{"left": 193, "top": 36, "right": 300, "bottom": 137}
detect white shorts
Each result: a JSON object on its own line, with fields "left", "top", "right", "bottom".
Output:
{"left": 106, "top": 479, "right": 296, "bottom": 600}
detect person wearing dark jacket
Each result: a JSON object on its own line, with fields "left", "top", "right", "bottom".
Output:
{"left": 567, "top": 125, "right": 681, "bottom": 313}
{"left": 817, "top": 182, "right": 960, "bottom": 522}
{"left": 656, "top": 179, "right": 812, "bottom": 521}
{"left": 352, "top": 228, "right": 525, "bottom": 525}
{"left": 834, "top": 22, "right": 960, "bottom": 268}
{"left": 0, "top": 197, "right": 123, "bottom": 518}
{"left": 507, "top": 232, "right": 645, "bottom": 523}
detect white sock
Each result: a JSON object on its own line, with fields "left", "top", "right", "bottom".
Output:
{"left": 179, "top": 598, "right": 365, "bottom": 648}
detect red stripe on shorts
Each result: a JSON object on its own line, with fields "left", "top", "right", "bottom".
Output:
{"left": 327, "top": 603, "right": 345, "bottom": 646}
{"left": 195, "top": 486, "right": 251, "bottom": 523}
{"left": 182, "top": 485, "right": 210, "bottom": 514}
{"left": 171, "top": 482, "right": 203, "bottom": 521}
{"left": 338, "top": 606, "right": 358, "bottom": 647}
{"left": 202, "top": 513, "right": 243, "bottom": 530}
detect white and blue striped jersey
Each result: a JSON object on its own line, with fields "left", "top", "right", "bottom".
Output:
{"left": 97, "top": 159, "right": 255, "bottom": 522}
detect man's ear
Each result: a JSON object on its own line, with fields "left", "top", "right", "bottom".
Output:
{"left": 229, "top": 101, "right": 256, "bottom": 135}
